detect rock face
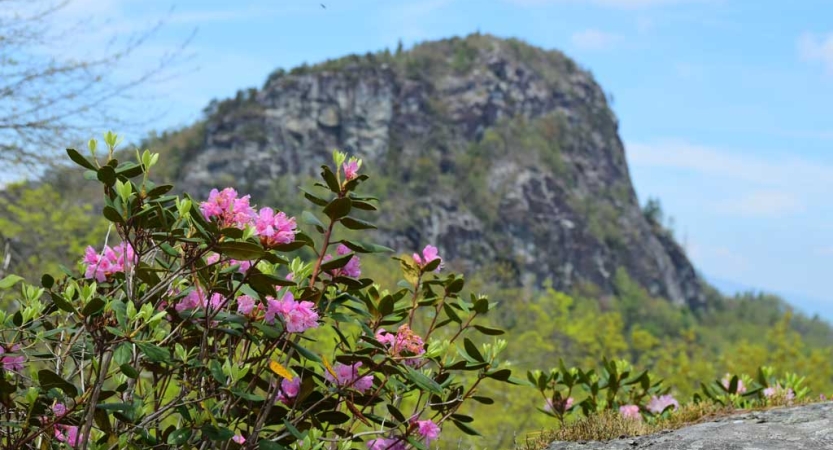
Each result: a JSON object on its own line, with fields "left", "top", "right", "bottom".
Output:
{"left": 547, "top": 403, "right": 833, "bottom": 450}
{"left": 179, "top": 34, "right": 705, "bottom": 308}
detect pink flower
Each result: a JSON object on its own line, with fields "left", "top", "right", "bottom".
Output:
{"left": 54, "top": 425, "right": 81, "bottom": 447}
{"left": 646, "top": 394, "right": 679, "bottom": 414}
{"left": 367, "top": 438, "right": 406, "bottom": 450}
{"left": 322, "top": 245, "right": 361, "bottom": 279}
{"left": 52, "top": 403, "right": 67, "bottom": 416}
{"left": 721, "top": 374, "right": 746, "bottom": 394}
{"left": 325, "top": 362, "right": 374, "bottom": 393}
{"left": 416, "top": 420, "right": 441, "bottom": 445}
{"left": 343, "top": 160, "right": 361, "bottom": 181}
{"left": 764, "top": 384, "right": 795, "bottom": 401}
{"left": 255, "top": 207, "right": 296, "bottom": 247}
{"left": 83, "top": 242, "right": 136, "bottom": 282}
{"left": 412, "top": 245, "right": 442, "bottom": 273}
{"left": 543, "top": 397, "right": 574, "bottom": 414}
{"left": 232, "top": 434, "right": 246, "bottom": 444}
{"left": 619, "top": 404, "right": 642, "bottom": 421}
{"left": 200, "top": 188, "right": 256, "bottom": 229}
{"left": 265, "top": 292, "right": 319, "bottom": 333}
{"left": 236, "top": 295, "right": 258, "bottom": 316}
{"left": 276, "top": 377, "right": 302, "bottom": 405}
{"left": 175, "top": 288, "right": 226, "bottom": 313}
{"left": 376, "top": 325, "right": 425, "bottom": 366}
{"left": 0, "top": 344, "right": 25, "bottom": 372}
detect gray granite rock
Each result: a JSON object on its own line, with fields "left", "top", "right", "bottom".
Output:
{"left": 547, "top": 403, "right": 833, "bottom": 450}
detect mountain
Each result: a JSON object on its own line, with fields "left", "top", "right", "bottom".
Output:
{"left": 169, "top": 33, "right": 704, "bottom": 309}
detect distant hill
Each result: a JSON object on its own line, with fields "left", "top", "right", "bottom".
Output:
{"left": 151, "top": 33, "right": 704, "bottom": 309}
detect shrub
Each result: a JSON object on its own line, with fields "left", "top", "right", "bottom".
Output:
{"left": 0, "top": 134, "right": 514, "bottom": 449}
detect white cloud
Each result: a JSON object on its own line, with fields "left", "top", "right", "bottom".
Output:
{"left": 797, "top": 32, "right": 833, "bottom": 74}
{"left": 571, "top": 29, "right": 623, "bottom": 50}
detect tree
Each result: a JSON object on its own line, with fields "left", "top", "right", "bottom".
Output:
{"left": 0, "top": 0, "right": 191, "bottom": 170}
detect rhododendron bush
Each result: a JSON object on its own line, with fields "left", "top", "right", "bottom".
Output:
{"left": 0, "top": 135, "right": 514, "bottom": 449}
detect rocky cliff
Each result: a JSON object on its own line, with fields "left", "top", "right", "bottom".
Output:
{"left": 177, "top": 34, "right": 704, "bottom": 308}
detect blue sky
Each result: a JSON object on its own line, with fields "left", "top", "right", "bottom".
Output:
{"left": 50, "top": 0, "right": 833, "bottom": 319}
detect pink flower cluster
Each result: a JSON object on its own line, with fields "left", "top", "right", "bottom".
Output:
{"left": 721, "top": 374, "right": 747, "bottom": 394}
{"left": 232, "top": 434, "right": 246, "bottom": 445}
{"left": 82, "top": 242, "right": 136, "bottom": 282}
{"left": 413, "top": 245, "right": 442, "bottom": 273}
{"left": 323, "top": 244, "right": 361, "bottom": 278}
{"left": 200, "top": 188, "right": 256, "bottom": 229}
{"left": 343, "top": 160, "right": 360, "bottom": 181}
{"left": 619, "top": 404, "right": 642, "bottom": 421}
{"left": 375, "top": 325, "right": 425, "bottom": 366}
{"left": 236, "top": 295, "right": 259, "bottom": 316}
{"left": 415, "top": 420, "right": 441, "bottom": 445}
{"left": 205, "top": 253, "right": 253, "bottom": 273}
{"left": 265, "top": 292, "right": 319, "bottom": 333}
{"left": 325, "top": 362, "right": 373, "bottom": 393}
{"left": 763, "top": 384, "right": 795, "bottom": 401}
{"left": 199, "top": 188, "right": 297, "bottom": 247}
{"left": 367, "top": 438, "right": 406, "bottom": 450}
{"left": 175, "top": 288, "right": 226, "bottom": 313}
{"left": 54, "top": 425, "right": 81, "bottom": 447}
{"left": 276, "top": 377, "right": 302, "bottom": 405}
{"left": 0, "top": 344, "right": 24, "bottom": 372}
{"left": 366, "top": 419, "right": 439, "bottom": 450}
{"left": 646, "top": 394, "right": 679, "bottom": 414}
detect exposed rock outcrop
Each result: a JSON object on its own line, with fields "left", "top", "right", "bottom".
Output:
{"left": 178, "top": 34, "right": 705, "bottom": 308}
{"left": 548, "top": 403, "right": 833, "bottom": 450}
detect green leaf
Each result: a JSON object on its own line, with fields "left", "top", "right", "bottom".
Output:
{"left": 404, "top": 366, "right": 443, "bottom": 395}
{"left": 299, "top": 187, "right": 329, "bottom": 206}
{"left": 41, "top": 274, "right": 54, "bottom": 289}
{"left": 81, "top": 298, "right": 106, "bottom": 317}
{"left": 137, "top": 342, "right": 170, "bottom": 364}
{"left": 301, "top": 210, "right": 325, "bottom": 229}
{"left": 102, "top": 206, "right": 124, "bottom": 223}
{"left": 316, "top": 411, "right": 351, "bottom": 425}
{"left": 167, "top": 428, "right": 192, "bottom": 445}
{"left": 451, "top": 419, "right": 481, "bottom": 436}
{"left": 443, "top": 303, "right": 462, "bottom": 323}
{"left": 258, "top": 440, "right": 286, "bottom": 450}
{"left": 339, "top": 240, "right": 394, "bottom": 254}
{"left": 38, "top": 369, "right": 78, "bottom": 397}
{"left": 472, "top": 395, "right": 494, "bottom": 405}
{"left": 486, "top": 369, "right": 512, "bottom": 381}
{"left": 200, "top": 424, "right": 234, "bottom": 441}
{"left": 288, "top": 341, "right": 322, "bottom": 364}
{"left": 323, "top": 197, "right": 352, "bottom": 220}
{"left": 67, "top": 148, "right": 97, "bottom": 170}
{"left": 282, "top": 418, "right": 305, "bottom": 440}
{"left": 231, "top": 388, "right": 265, "bottom": 402}
{"left": 209, "top": 360, "right": 226, "bottom": 384}
{"left": 95, "top": 402, "right": 133, "bottom": 412}
{"left": 350, "top": 200, "right": 377, "bottom": 211}
{"left": 216, "top": 241, "right": 265, "bottom": 261}
{"left": 386, "top": 404, "right": 407, "bottom": 423}
{"left": 473, "top": 325, "right": 505, "bottom": 336}
{"left": 320, "top": 165, "right": 341, "bottom": 193}
{"left": 473, "top": 298, "right": 489, "bottom": 314}
{"left": 0, "top": 275, "right": 23, "bottom": 290}
{"left": 339, "top": 216, "right": 376, "bottom": 230}
{"left": 320, "top": 253, "right": 355, "bottom": 272}
{"left": 463, "top": 338, "right": 485, "bottom": 362}
{"left": 97, "top": 166, "right": 117, "bottom": 186}
{"left": 115, "top": 162, "right": 144, "bottom": 178}
{"left": 119, "top": 364, "right": 139, "bottom": 379}
{"left": 145, "top": 184, "right": 173, "bottom": 197}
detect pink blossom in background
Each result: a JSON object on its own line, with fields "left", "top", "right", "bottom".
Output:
{"left": 52, "top": 403, "right": 67, "bottom": 416}
{"left": 367, "top": 438, "right": 406, "bottom": 450}
{"left": 646, "top": 394, "right": 679, "bottom": 414}
{"left": 376, "top": 325, "right": 426, "bottom": 366}
{"left": 200, "top": 188, "right": 256, "bottom": 229}
{"left": 412, "top": 245, "right": 442, "bottom": 272}
{"left": 265, "top": 292, "right": 319, "bottom": 333}
{"left": 619, "top": 404, "right": 642, "bottom": 421}
{"left": 543, "top": 397, "right": 574, "bottom": 413}
{"left": 721, "top": 374, "right": 747, "bottom": 394}
{"left": 205, "top": 253, "right": 252, "bottom": 273}
{"left": 276, "top": 377, "right": 302, "bottom": 404}
{"left": 83, "top": 242, "right": 136, "bottom": 282}
{"left": 175, "top": 288, "right": 226, "bottom": 313}
{"left": 325, "top": 362, "right": 374, "bottom": 393}
{"left": 54, "top": 425, "right": 81, "bottom": 447}
{"left": 764, "top": 384, "right": 795, "bottom": 401}
{"left": 255, "top": 207, "right": 296, "bottom": 247}
{"left": 236, "top": 295, "right": 257, "bottom": 315}
{"left": 343, "top": 160, "right": 360, "bottom": 181}
{"left": 0, "top": 344, "right": 25, "bottom": 372}
{"left": 322, "top": 245, "right": 362, "bottom": 279}
{"left": 416, "top": 420, "right": 441, "bottom": 445}
{"left": 232, "top": 434, "right": 246, "bottom": 444}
